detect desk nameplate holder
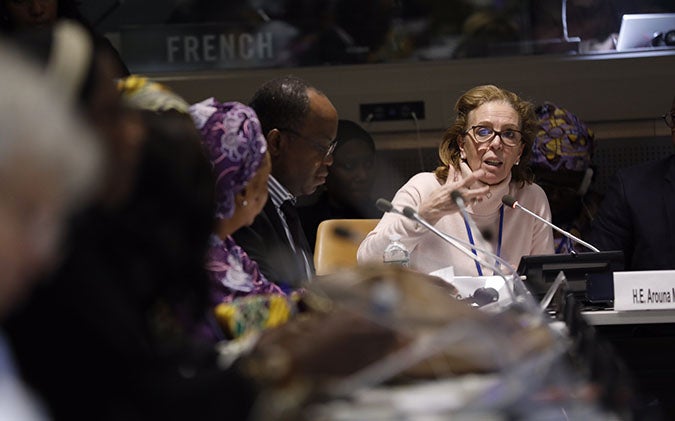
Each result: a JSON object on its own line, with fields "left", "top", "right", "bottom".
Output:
{"left": 614, "top": 270, "right": 675, "bottom": 311}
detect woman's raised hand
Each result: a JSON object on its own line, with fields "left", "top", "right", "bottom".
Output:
{"left": 417, "top": 169, "right": 489, "bottom": 225}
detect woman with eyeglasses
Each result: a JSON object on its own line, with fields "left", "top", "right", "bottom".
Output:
{"left": 588, "top": 95, "right": 675, "bottom": 271}
{"left": 358, "top": 84, "right": 554, "bottom": 275}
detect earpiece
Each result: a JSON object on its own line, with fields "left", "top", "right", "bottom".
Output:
{"left": 578, "top": 167, "right": 593, "bottom": 196}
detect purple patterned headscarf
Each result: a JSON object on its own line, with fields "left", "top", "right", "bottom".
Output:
{"left": 189, "top": 98, "right": 267, "bottom": 219}
{"left": 531, "top": 102, "right": 594, "bottom": 172}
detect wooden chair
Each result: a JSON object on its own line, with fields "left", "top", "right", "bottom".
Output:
{"left": 313, "top": 218, "right": 380, "bottom": 276}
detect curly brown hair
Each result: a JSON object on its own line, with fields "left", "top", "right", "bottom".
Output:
{"left": 434, "top": 84, "right": 535, "bottom": 186}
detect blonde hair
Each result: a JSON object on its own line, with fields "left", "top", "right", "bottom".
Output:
{"left": 435, "top": 84, "right": 536, "bottom": 186}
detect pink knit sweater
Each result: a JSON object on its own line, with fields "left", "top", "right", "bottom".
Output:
{"left": 357, "top": 165, "right": 554, "bottom": 275}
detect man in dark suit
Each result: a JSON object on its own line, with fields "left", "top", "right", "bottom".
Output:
{"left": 588, "top": 95, "right": 675, "bottom": 270}
{"left": 232, "top": 75, "right": 338, "bottom": 289}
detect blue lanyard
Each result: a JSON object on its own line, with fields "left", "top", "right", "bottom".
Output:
{"left": 555, "top": 236, "right": 573, "bottom": 254}
{"left": 464, "top": 205, "right": 504, "bottom": 276}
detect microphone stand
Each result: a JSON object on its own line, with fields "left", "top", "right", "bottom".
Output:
{"left": 321, "top": 199, "right": 559, "bottom": 401}
{"left": 449, "top": 191, "right": 536, "bottom": 303}
{"left": 379, "top": 197, "right": 516, "bottom": 276}
{"left": 401, "top": 206, "right": 521, "bottom": 305}
{"left": 502, "top": 196, "right": 600, "bottom": 252}
{"left": 377, "top": 198, "right": 538, "bottom": 310}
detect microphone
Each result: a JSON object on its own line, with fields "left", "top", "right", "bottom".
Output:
{"left": 400, "top": 205, "right": 520, "bottom": 303}
{"left": 450, "top": 191, "right": 521, "bottom": 281}
{"left": 450, "top": 190, "right": 466, "bottom": 207}
{"left": 376, "top": 198, "right": 539, "bottom": 309}
{"left": 501, "top": 195, "right": 600, "bottom": 253}
{"left": 376, "top": 198, "right": 403, "bottom": 216}
{"left": 463, "top": 287, "right": 500, "bottom": 307}
{"left": 400, "top": 206, "right": 476, "bottom": 258}
{"left": 378, "top": 197, "right": 507, "bottom": 271}
{"left": 381, "top": 199, "right": 516, "bottom": 281}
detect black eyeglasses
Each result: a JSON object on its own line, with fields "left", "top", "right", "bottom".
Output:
{"left": 661, "top": 113, "right": 674, "bottom": 129}
{"left": 463, "top": 125, "right": 522, "bottom": 147}
{"left": 278, "top": 127, "right": 338, "bottom": 159}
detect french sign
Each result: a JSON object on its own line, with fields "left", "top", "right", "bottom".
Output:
{"left": 614, "top": 270, "right": 675, "bottom": 310}
{"left": 118, "top": 23, "right": 280, "bottom": 73}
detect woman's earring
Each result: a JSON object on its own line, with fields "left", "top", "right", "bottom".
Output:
{"left": 242, "top": 200, "right": 248, "bottom": 207}
{"left": 514, "top": 159, "right": 520, "bottom": 166}
{"left": 460, "top": 151, "right": 466, "bottom": 160}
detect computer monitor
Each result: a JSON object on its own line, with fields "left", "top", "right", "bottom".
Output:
{"left": 517, "top": 251, "right": 624, "bottom": 304}
{"left": 616, "top": 13, "right": 675, "bottom": 51}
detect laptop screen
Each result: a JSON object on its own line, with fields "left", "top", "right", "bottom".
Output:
{"left": 616, "top": 13, "right": 675, "bottom": 51}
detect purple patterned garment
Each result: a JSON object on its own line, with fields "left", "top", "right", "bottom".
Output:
{"left": 531, "top": 102, "right": 595, "bottom": 172}
{"left": 189, "top": 98, "right": 267, "bottom": 219}
{"left": 205, "top": 235, "right": 284, "bottom": 304}
{"left": 189, "top": 99, "right": 284, "bottom": 306}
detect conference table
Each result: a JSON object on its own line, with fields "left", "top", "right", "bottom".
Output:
{"left": 583, "top": 308, "right": 675, "bottom": 325}
{"left": 290, "top": 268, "right": 674, "bottom": 419}
{"left": 445, "top": 270, "right": 675, "bottom": 418}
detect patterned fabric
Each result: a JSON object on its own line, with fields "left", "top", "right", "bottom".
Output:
{"left": 554, "top": 225, "right": 577, "bottom": 254}
{"left": 531, "top": 102, "right": 594, "bottom": 172}
{"left": 214, "top": 293, "right": 298, "bottom": 339}
{"left": 189, "top": 98, "right": 267, "bottom": 219}
{"left": 205, "top": 235, "right": 284, "bottom": 304}
{"left": 117, "top": 75, "right": 190, "bottom": 113}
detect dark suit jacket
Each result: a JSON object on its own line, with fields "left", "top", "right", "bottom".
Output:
{"left": 588, "top": 155, "right": 675, "bottom": 270}
{"left": 232, "top": 199, "right": 311, "bottom": 289}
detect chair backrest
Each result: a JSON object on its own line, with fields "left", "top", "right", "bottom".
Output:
{"left": 314, "top": 218, "right": 380, "bottom": 276}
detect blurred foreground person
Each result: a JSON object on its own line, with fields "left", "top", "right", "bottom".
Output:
{"left": 358, "top": 84, "right": 554, "bottom": 274}
{"left": 0, "top": 40, "right": 101, "bottom": 420}
{"left": 6, "top": 74, "right": 259, "bottom": 419}
{"left": 6, "top": 19, "right": 142, "bottom": 206}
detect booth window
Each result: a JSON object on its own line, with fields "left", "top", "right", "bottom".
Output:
{"left": 82, "top": 0, "right": 675, "bottom": 74}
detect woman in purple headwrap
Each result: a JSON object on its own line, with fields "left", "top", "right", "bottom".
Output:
{"left": 190, "top": 98, "right": 289, "bottom": 338}
{"left": 530, "top": 102, "right": 601, "bottom": 254}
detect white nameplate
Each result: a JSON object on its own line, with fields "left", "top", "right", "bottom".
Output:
{"left": 614, "top": 270, "right": 675, "bottom": 311}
